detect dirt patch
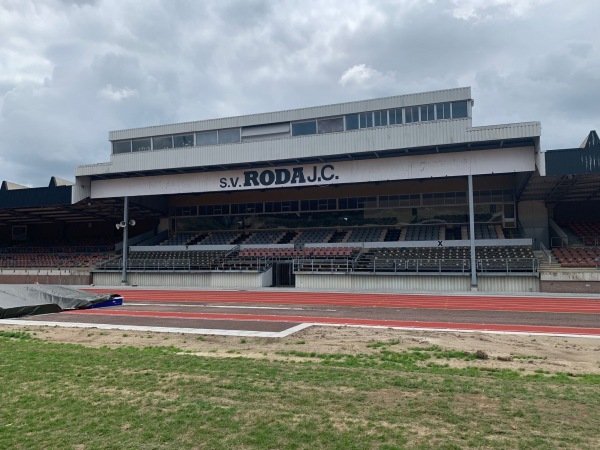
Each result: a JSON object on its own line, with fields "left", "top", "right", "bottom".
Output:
{"left": 2, "top": 323, "right": 600, "bottom": 374}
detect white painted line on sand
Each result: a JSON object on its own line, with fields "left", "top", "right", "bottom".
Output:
{"left": 0, "top": 319, "right": 301, "bottom": 338}
{"left": 2, "top": 319, "right": 598, "bottom": 339}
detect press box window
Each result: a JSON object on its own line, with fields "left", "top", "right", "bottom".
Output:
{"left": 358, "top": 112, "right": 373, "bottom": 128}
{"left": 196, "top": 131, "right": 218, "bottom": 146}
{"left": 404, "top": 106, "right": 419, "bottom": 123}
{"left": 218, "top": 128, "right": 241, "bottom": 144}
{"left": 317, "top": 117, "right": 343, "bottom": 134}
{"left": 388, "top": 108, "right": 403, "bottom": 125}
{"left": 436, "top": 102, "right": 451, "bottom": 120}
{"left": 153, "top": 136, "right": 173, "bottom": 150}
{"left": 373, "top": 110, "right": 388, "bottom": 127}
{"left": 113, "top": 140, "right": 132, "bottom": 154}
{"left": 345, "top": 114, "right": 359, "bottom": 130}
{"left": 292, "top": 121, "right": 317, "bottom": 136}
{"left": 132, "top": 138, "right": 151, "bottom": 152}
{"left": 420, "top": 104, "right": 435, "bottom": 122}
{"left": 174, "top": 134, "right": 194, "bottom": 147}
{"left": 451, "top": 101, "right": 468, "bottom": 118}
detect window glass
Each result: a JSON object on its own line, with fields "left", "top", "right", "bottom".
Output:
{"left": 451, "top": 101, "right": 468, "bottom": 118}
{"left": 132, "top": 138, "right": 151, "bottom": 152}
{"left": 196, "top": 131, "right": 218, "bottom": 146}
{"left": 405, "top": 106, "right": 419, "bottom": 123}
{"left": 359, "top": 112, "right": 373, "bottom": 128}
{"left": 153, "top": 136, "right": 173, "bottom": 150}
{"left": 113, "top": 141, "right": 131, "bottom": 154}
{"left": 317, "top": 117, "right": 344, "bottom": 134}
{"left": 421, "top": 104, "right": 435, "bottom": 122}
{"left": 388, "top": 108, "right": 402, "bottom": 125}
{"left": 345, "top": 114, "right": 359, "bottom": 130}
{"left": 218, "top": 128, "right": 241, "bottom": 144}
{"left": 503, "top": 189, "right": 514, "bottom": 201}
{"left": 422, "top": 193, "right": 434, "bottom": 205}
{"left": 433, "top": 193, "right": 444, "bottom": 205}
{"left": 436, "top": 102, "right": 451, "bottom": 120}
{"left": 174, "top": 134, "right": 194, "bottom": 147}
{"left": 291, "top": 121, "right": 317, "bottom": 136}
{"left": 444, "top": 192, "right": 456, "bottom": 205}
{"left": 373, "top": 110, "right": 388, "bottom": 127}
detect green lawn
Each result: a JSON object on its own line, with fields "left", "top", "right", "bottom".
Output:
{"left": 0, "top": 331, "right": 599, "bottom": 449}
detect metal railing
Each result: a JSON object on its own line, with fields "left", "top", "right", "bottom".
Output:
{"left": 579, "top": 235, "right": 600, "bottom": 246}
{"left": 550, "top": 236, "right": 569, "bottom": 248}
{"left": 538, "top": 241, "right": 552, "bottom": 265}
{"left": 0, "top": 245, "right": 112, "bottom": 254}
{"left": 96, "top": 255, "right": 539, "bottom": 275}
{"left": 476, "top": 258, "right": 538, "bottom": 274}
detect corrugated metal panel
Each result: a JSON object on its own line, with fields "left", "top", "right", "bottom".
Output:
{"left": 109, "top": 87, "right": 471, "bottom": 141}
{"left": 467, "top": 122, "right": 541, "bottom": 141}
{"left": 545, "top": 145, "right": 600, "bottom": 175}
{"left": 477, "top": 276, "right": 539, "bottom": 292}
{"left": 93, "top": 272, "right": 538, "bottom": 292}
{"left": 81, "top": 118, "right": 541, "bottom": 177}
{"left": 296, "top": 274, "right": 471, "bottom": 292}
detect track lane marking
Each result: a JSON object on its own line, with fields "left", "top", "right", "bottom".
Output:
{"left": 65, "top": 309, "right": 600, "bottom": 336}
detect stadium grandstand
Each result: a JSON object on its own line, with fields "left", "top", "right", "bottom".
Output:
{"left": 1, "top": 87, "right": 599, "bottom": 293}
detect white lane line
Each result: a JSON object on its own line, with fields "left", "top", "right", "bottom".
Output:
{"left": 2, "top": 320, "right": 598, "bottom": 339}
{"left": 126, "top": 303, "right": 337, "bottom": 312}
{"left": 0, "top": 319, "right": 303, "bottom": 338}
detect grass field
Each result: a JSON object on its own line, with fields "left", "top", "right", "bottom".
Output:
{"left": 1, "top": 330, "right": 599, "bottom": 449}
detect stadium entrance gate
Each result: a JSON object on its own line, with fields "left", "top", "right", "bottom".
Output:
{"left": 272, "top": 262, "right": 295, "bottom": 287}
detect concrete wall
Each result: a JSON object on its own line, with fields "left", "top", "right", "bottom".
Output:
{"left": 92, "top": 269, "right": 272, "bottom": 288}
{"left": 0, "top": 269, "right": 91, "bottom": 285}
{"left": 540, "top": 270, "right": 600, "bottom": 293}
{"left": 518, "top": 200, "right": 549, "bottom": 247}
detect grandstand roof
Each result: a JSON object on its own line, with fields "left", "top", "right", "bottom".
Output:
{"left": 0, "top": 184, "right": 163, "bottom": 225}
{"left": 519, "top": 131, "right": 600, "bottom": 203}
{"left": 74, "top": 87, "right": 541, "bottom": 202}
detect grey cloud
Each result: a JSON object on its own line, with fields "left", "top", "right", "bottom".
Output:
{"left": 0, "top": 0, "right": 599, "bottom": 186}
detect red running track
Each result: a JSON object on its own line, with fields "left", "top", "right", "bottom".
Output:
{"left": 84, "top": 289, "right": 600, "bottom": 314}
{"left": 67, "top": 309, "right": 600, "bottom": 336}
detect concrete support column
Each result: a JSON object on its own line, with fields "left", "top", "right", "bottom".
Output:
{"left": 468, "top": 174, "right": 477, "bottom": 289}
{"left": 121, "top": 196, "right": 129, "bottom": 285}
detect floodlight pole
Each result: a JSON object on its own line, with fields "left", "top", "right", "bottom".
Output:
{"left": 121, "top": 196, "right": 129, "bottom": 285}
{"left": 468, "top": 174, "right": 477, "bottom": 289}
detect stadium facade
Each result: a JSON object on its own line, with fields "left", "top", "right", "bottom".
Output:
{"left": 2, "top": 87, "right": 599, "bottom": 292}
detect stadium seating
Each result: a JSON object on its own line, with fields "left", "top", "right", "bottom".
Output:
{"left": 242, "top": 230, "right": 285, "bottom": 245}
{"left": 158, "top": 233, "right": 198, "bottom": 246}
{"left": 293, "top": 229, "right": 334, "bottom": 244}
{"left": 198, "top": 231, "right": 241, "bottom": 245}
{"left": 560, "top": 221, "right": 600, "bottom": 246}
{"left": 101, "top": 250, "right": 231, "bottom": 271}
{"left": 401, "top": 225, "right": 443, "bottom": 241}
{"left": 552, "top": 247, "right": 600, "bottom": 268}
{"left": 345, "top": 227, "right": 386, "bottom": 243}
{"left": 0, "top": 252, "right": 113, "bottom": 269}
{"left": 353, "top": 246, "right": 536, "bottom": 273}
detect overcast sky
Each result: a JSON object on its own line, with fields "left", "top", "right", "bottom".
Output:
{"left": 1, "top": 0, "right": 598, "bottom": 187}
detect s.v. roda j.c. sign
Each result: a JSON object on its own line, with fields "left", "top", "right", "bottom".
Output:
{"left": 219, "top": 164, "right": 337, "bottom": 190}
